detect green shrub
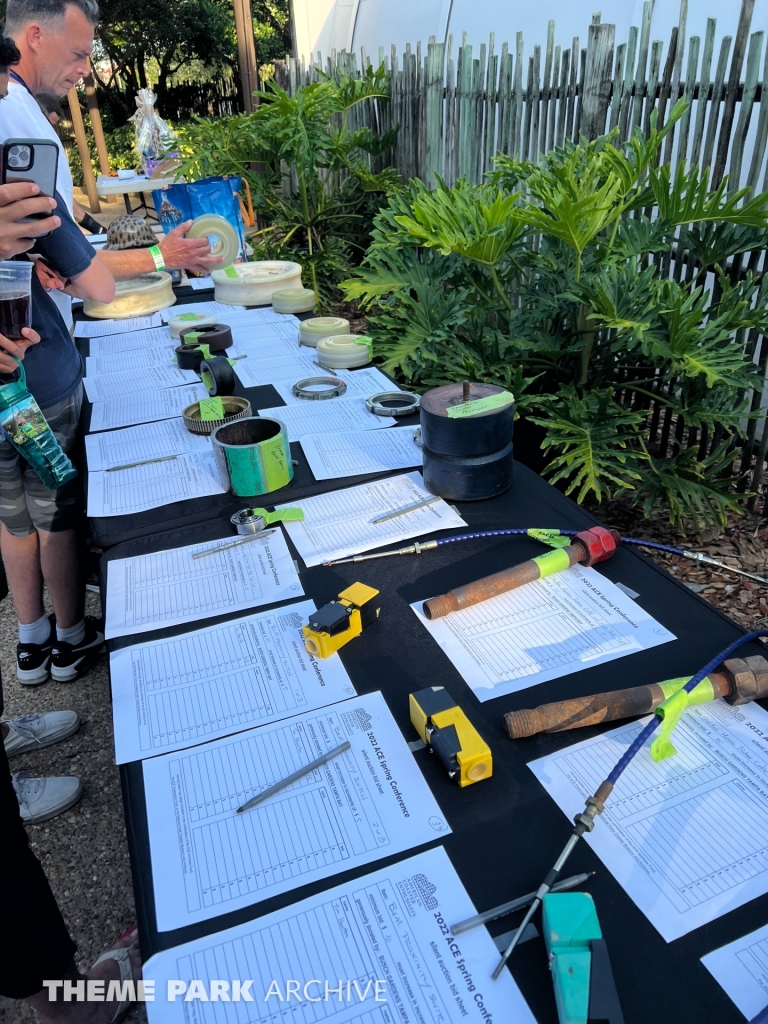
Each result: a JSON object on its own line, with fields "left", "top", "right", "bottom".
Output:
{"left": 343, "top": 102, "right": 768, "bottom": 528}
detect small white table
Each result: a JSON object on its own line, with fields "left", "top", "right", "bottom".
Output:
{"left": 96, "top": 174, "right": 183, "bottom": 217}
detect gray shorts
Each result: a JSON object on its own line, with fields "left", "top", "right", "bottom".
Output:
{"left": 0, "top": 384, "right": 83, "bottom": 536}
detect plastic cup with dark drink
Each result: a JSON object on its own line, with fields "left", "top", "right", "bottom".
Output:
{"left": 0, "top": 261, "right": 32, "bottom": 341}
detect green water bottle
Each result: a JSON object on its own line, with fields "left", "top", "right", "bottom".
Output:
{"left": 0, "top": 359, "right": 77, "bottom": 489}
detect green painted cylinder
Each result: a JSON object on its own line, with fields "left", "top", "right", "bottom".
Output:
{"left": 211, "top": 416, "right": 293, "bottom": 497}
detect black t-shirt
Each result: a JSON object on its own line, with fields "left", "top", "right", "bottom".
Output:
{"left": 19, "top": 193, "right": 96, "bottom": 409}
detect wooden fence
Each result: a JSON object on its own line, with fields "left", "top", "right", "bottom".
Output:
{"left": 274, "top": 0, "right": 768, "bottom": 514}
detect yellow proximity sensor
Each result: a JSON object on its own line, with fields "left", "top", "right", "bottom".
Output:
{"left": 409, "top": 686, "right": 492, "bottom": 787}
{"left": 303, "top": 582, "right": 380, "bottom": 659}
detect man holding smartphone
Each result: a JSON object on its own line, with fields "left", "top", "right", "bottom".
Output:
{"left": 1, "top": 0, "right": 219, "bottom": 330}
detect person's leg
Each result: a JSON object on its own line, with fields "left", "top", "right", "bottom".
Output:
{"left": 0, "top": 525, "right": 44, "bottom": 622}
{"left": 38, "top": 528, "right": 83, "bottom": 630}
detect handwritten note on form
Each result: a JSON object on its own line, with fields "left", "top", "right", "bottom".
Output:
{"left": 87, "top": 452, "right": 224, "bottom": 517}
{"left": 702, "top": 922, "right": 768, "bottom": 1020}
{"left": 413, "top": 564, "right": 675, "bottom": 701}
{"left": 143, "top": 846, "right": 536, "bottom": 1023}
{"left": 278, "top": 471, "right": 467, "bottom": 567}
{"left": 301, "top": 423, "right": 422, "bottom": 480}
{"left": 530, "top": 700, "right": 768, "bottom": 941}
{"left": 85, "top": 419, "right": 210, "bottom": 471}
{"left": 83, "top": 365, "right": 200, "bottom": 402}
{"left": 143, "top": 691, "right": 450, "bottom": 930}
{"left": 110, "top": 599, "right": 356, "bottom": 763}
{"left": 105, "top": 528, "right": 303, "bottom": 638}
{"left": 89, "top": 384, "right": 207, "bottom": 431}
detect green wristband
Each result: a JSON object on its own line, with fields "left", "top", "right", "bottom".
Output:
{"left": 149, "top": 245, "right": 165, "bottom": 271}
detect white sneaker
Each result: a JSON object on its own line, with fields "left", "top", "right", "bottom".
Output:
{"left": 12, "top": 772, "right": 83, "bottom": 824}
{"left": 3, "top": 711, "right": 81, "bottom": 757}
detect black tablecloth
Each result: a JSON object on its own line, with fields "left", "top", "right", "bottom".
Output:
{"left": 78, "top": 289, "right": 420, "bottom": 548}
{"left": 102, "top": 460, "right": 761, "bottom": 1024}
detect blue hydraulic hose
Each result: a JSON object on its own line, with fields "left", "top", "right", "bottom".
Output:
{"left": 606, "top": 629, "right": 768, "bottom": 786}
{"left": 433, "top": 530, "right": 687, "bottom": 557}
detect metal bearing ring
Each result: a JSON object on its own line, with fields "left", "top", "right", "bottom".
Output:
{"left": 291, "top": 376, "right": 347, "bottom": 400}
{"left": 231, "top": 509, "right": 266, "bottom": 535}
{"left": 365, "top": 391, "right": 421, "bottom": 417}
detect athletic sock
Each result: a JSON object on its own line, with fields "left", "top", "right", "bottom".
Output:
{"left": 56, "top": 619, "right": 85, "bottom": 646}
{"left": 18, "top": 613, "right": 51, "bottom": 646}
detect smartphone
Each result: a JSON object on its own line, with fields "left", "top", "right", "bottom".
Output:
{"left": 0, "top": 138, "right": 59, "bottom": 220}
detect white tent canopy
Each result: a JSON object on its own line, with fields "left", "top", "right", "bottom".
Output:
{"left": 291, "top": 0, "right": 768, "bottom": 69}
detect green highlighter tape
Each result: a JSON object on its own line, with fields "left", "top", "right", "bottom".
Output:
{"left": 211, "top": 417, "right": 293, "bottom": 496}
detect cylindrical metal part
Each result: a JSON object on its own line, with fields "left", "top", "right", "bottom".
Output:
{"left": 422, "top": 546, "right": 580, "bottom": 620}
{"left": 503, "top": 670, "right": 733, "bottom": 739}
{"left": 420, "top": 382, "right": 514, "bottom": 501}
{"left": 175, "top": 343, "right": 205, "bottom": 371}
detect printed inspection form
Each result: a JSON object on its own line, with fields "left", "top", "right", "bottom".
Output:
{"left": 413, "top": 564, "right": 675, "bottom": 700}
{"left": 87, "top": 452, "right": 225, "bottom": 517}
{"left": 300, "top": 424, "right": 422, "bottom": 480}
{"left": 82, "top": 365, "right": 201, "bottom": 402}
{"left": 257, "top": 398, "right": 393, "bottom": 442}
{"left": 702, "top": 922, "right": 768, "bottom": 1020}
{"left": 85, "top": 344, "right": 180, "bottom": 376}
{"left": 110, "top": 599, "right": 356, "bottom": 763}
{"left": 143, "top": 692, "right": 450, "bottom": 930}
{"left": 89, "top": 384, "right": 208, "bottom": 431}
{"left": 73, "top": 313, "right": 161, "bottom": 337}
{"left": 105, "top": 528, "right": 303, "bottom": 638}
{"left": 278, "top": 471, "right": 467, "bottom": 567}
{"left": 87, "top": 326, "right": 173, "bottom": 357}
{"left": 143, "top": 846, "right": 536, "bottom": 1023}
{"left": 271, "top": 366, "right": 396, "bottom": 407}
{"left": 85, "top": 419, "right": 211, "bottom": 472}
{"left": 530, "top": 700, "right": 768, "bottom": 941}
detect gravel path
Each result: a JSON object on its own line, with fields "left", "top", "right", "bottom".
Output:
{"left": 0, "top": 499, "right": 764, "bottom": 1021}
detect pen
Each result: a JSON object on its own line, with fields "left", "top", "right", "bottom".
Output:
{"left": 192, "top": 529, "right": 277, "bottom": 560}
{"left": 105, "top": 454, "right": 179, "bottom": 472}
{"left": 449, "top": 872, "right": 594, "bottom": 935}
{"left": 235, "top": 740, "right": 351, "bottom": 814}
{"left": 370, "top": 495, "right": 440, "bottom": 524}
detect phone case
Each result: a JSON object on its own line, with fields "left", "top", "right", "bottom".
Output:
{"left": 1, "top": 138, "right": 59, "bottom": 200}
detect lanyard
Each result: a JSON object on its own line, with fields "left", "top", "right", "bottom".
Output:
{"left": 9, "top": 71, "right": 32, "bottom": 95}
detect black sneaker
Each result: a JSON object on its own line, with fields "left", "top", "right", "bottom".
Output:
{"left": 16, "top": 616, "right": 56, "bottom": 686}
{"left": 50, "top": 617, "right": 106, "bottom": 682}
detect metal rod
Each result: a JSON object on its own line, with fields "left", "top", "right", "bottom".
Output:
{"left": 236, "top": 740, "right": 351, "bottom": 814}
{"left": 324, "top": 540, "right": 439, "bottom": 566}
{"left": 105, "top": 454, "right": 179, "bottom": 472}
{"left": 192, "top": 530, "right": 276, "bottom": 560}
{"left": 370, "top": 495, "right": 440, "bottom": 524}
{"left": 450, "top": 872, "right": 593, "bottom": 935}
{"left": 492, "top": 831, "right": 581, "bottom": 979}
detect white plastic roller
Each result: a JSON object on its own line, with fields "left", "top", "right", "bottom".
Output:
{"left": 212, "top": 261, "right": 302, "bottom": 306}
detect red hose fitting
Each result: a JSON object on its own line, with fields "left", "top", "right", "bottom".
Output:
{"left": 573, "top": 526, "right": 621, "bottom": 567}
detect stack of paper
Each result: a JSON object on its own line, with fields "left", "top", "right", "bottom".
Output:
{"left": 73, "top": 314, "right": 161, "bottom": 337}
{"left": 89, "top": 383, "right": 208, "bottom": 431}
{"left": 278, "top": 471, "right": 467, "bottom": 566}
{"left": 85, "top": 418, "right": 210, "bottom": 471}
{"left": 301, "top": 423, "right": 422, "bottom": 480}
{"left": 87, "top": 451, "right": 224, "bottom": 517}
{"left": 413, "top": 564, "right": 676, "bottom": 701}
{"left": 143, "top": 691, "right": 450, "bottom": 929}
{"left": 109, "top": 599, "right": 356, "bottom": 762}
{"left": 105, "top": 528, "right": 303, "bottom": 638}
{"left": 85, "top": 345, "right": 179, "bottom": 376}
{"left": 258, "top": 398, "right": 392, "bottom": 441}
{"left": 83, "top": 366, "right": 200, "bottom": 402}
{"left": 87, "top": 326, "right": 173, "bottom": 356}
{"left": 142, "top": 847, "right": 536, "bottom": 1024}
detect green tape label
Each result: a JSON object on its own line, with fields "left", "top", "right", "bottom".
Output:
{"left": 224, "top": 265, "right": 238, "bottom": 278}
{"left": 528, "top": 528, "right": 571, "bottom": 548}
{"left": 184, "top": 331, "right": 201, "bottom": 345}
{"left": 261, "top": 432, "right": 292, "bottom": 491}
{"left": 354, "top": 335, "right": 373, "bottom": 357}
{"left": 652, "top": 677, "right": 716, "bottom": 761}
{"left": 253, "top": 506, "right": 305, "bottom": 525}
{"left": 178, "top": 312, "right": 202, "bottom": 321}
{"left": 446, "top": 390, "right": 514, "bottom": 419}
{"left": 533, "top": 547, "right": 571, "bottom": 578}
{"left": 199, "top": 344, "right": 211, "bottom": 360}
{"left": 201, "top": 370, "right": 214, "bottom": 392}
{"left": 199, "top": 397, "right": 225, "bottom": 420}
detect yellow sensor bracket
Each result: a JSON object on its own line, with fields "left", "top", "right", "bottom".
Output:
{"left": 409, "top": 686, "right": 492, "bottom": 788}
{"left": 303, "top": 582, "right": 380, "bottom": 659}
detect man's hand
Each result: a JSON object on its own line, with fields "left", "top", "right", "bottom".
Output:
{"left": 159, "top": 220, "right": 223, "bottom": 274}
{"left": 34, "top": 258, "right": 67, "bottom": 292}
{"left": 0, "top": 327, "right": 40, "bottom": 374}
{"left": 0, "top": 183, "right": 60, "bottom": 260}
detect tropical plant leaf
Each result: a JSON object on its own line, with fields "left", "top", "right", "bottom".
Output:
{"left": 651, "top": 161, "right": 768, "bottom": 228}
{"left": 530, "top": 387, "right": 646, "bottom": 502}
